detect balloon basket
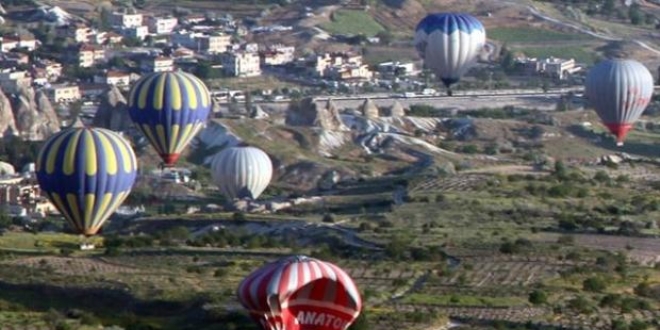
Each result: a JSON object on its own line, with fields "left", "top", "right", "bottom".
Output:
{"left": 79, "top": 236, "right": 95, "bottom": 250}
{"left": 79, "top": 243, "right": 95, "bottom": 251}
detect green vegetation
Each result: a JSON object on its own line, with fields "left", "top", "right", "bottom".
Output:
{"left": 488, "top": 27, "right": 592, "bottom": 43}
{"left": 321, "top": 10, "right": 385, "bottom": 37}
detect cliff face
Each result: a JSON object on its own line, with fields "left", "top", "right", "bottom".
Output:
{"left": 0, "top": 89, "right": 18, "bottom": 138}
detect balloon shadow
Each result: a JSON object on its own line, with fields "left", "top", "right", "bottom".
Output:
{"left": 565, "top": 125, "right": 660, "bottom": 158}
{"left": 0, "top": 279, "right": 195, "bottom": 317}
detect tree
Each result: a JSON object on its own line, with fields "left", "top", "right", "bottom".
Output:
{"left": 583, "top": 276, "right": 607, "bottom": 293}
{"left": 602, "top": 0, "right": 615, "bottom": 16}
{"left": 554, "top": 160, "right": 567, "bottom": 179}
{"left": 611, "top": 318, "right": 629, "bottom": 330}
{"left": 348, "top": 309, "right": 370, "bottom": 330}
{"left": 629, "top": 320, "right": 649, "bottom": 330}
{"left": 528, "top": 290, "right": 548, "bottom": 305}
{"left": 500, "top": 46, "right": 516, "bottom": 73}
{"left": 322, "top": 213, "right": 335, "bottom": 223}
{"left": 375, "top": 30, "right": 393, "bottom": 45}
{"left": 629, "top": 5, "right": 643, "bottom": 25}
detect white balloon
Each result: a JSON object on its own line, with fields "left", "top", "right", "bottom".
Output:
{"left": 211, "top": 146, "right": 273, "bottom": 200}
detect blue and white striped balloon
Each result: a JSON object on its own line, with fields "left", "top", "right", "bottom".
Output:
{"left": 414, "top": 13, "right": 486, "bottom": 90}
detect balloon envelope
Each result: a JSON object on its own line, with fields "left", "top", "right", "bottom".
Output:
{"left": 414, "top": 13, "right": 486, "bottom": 88}
{"left": 585, "top": 58, "right": 654, "bottom": 146}
{"left": 238, "top": 255, "right": 362, "bottom": 330}
{"left": 36, "top": 128, "right": 138, "bottom": 236}
{"left": 128, "top": 70, "right": 211, "bottom": 165}
{"left": 211, "top": 146, "right": 272, "bottom": 200}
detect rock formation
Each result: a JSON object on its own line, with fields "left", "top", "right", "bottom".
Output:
{"left": 93, "top": 86, "right": 132, "bottom": 131}
{"left": 0, "top": 89, "right": 18, "bottom": 138}
{"left": 69, "top": 116, "right": 85, "bottom": 128}
{"left": 285, "top": 97, "right": 346, "bottom": 130}
{"left": 249, "top": 104, "right": 269, "bottom": 119}
{"left": 385, "top": 101, "right": 406, "bottom": 117}
{"left": 360, "top": 98, "right": 379, "bottom": 118}
{"left": 13, "top": 87, "right": 60, "bottom": 141}
{"left": 35, "top": 89, "right": 61, "bottom": 133}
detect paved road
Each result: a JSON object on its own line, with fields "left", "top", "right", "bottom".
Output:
{"left": 313, "top": 92, "right": 566, "bottom": 111}
{"left": 249, "top": 92, "right": 570, "bottom": 112}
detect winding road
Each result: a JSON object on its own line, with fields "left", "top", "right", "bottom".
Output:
{"left": 507, "top": 1, "right": 660, "bottom": 55}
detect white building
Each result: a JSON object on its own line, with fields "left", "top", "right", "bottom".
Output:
{"left": 121, "top": 26, "right": 149, "bottom": 41}
{"left": 110, "top": 11, "right": 144, "bottom": 29}
{"left": 171, "top": 31, "right": 231, "bottom": 54}
{"left": 221, "top": 52, "right": 261, "bottom": 77}
{"left": 261, "top": 45, "right": 295, "bottom": 66}
{"left": 147, "top": 16, "right": 178, "bottom": 34}
{"left": 141, "top": 56, "right": 174, "bottom": 73}
{"left": 94, "top": 70, "right": 131, "bottom": 86}
{"left": 377, "top": 61, "right": 416, "bottom": 77}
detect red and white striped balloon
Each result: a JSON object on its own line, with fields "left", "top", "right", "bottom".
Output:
{"left": 237, "top": 255, "right": 362, "bottom": 330}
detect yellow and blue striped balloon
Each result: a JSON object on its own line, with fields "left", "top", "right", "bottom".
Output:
{"left": 36, "top": 128, "right": 138, "bottom": 236}
{"left": 128, "top": 70, "right": 211, "bottom": 166}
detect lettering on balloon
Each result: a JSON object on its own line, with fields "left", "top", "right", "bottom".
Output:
{"left": 296, "top": 311, "right": 349, "bottom": 329}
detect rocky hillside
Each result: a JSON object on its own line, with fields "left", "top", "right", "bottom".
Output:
{"left": 191, "top": 97, "right": 468, "bottom": 192}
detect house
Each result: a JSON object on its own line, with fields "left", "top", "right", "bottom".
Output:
{"left": 147, "top": 16, "right": 178, "bottom": 34}
{"left": 1, "top": 34, "right": 38, "bottom": 52}
{"left": 93, "top": 31, "right": 123, "bottom": 45}
{"left": 0, "top": 183, "right": 40, "bottom": 205}
{"left": 243, "top": 43, "right": 259, "bottom": 53}
{"left": 31, "top": 68, "right": 48, "bottom": 86}
{"left": 307, "top": 52, "right": 365, "bottom": 78}
{"left": 141, "top": 56, "right": 174, "bottom": 73}
{"left": 377, "top": 61, "right": 416, "bottom": 77}
{"left": 110, "top": 11, "right": 144, "bottom": 29}
{"left": 2, "top": 52, "right": 29, "bottom": 66}
{"left": 35, "top": 59, "right": 63, "bottom": 81}
{"left": 94, "top": 70, "right": 131, "bottom": 86}
{"left": 0, "top": 69, "right": 31, "bottom": 93}
{"left": 172, "top": 46, "right": 195, "bottom": 59}
{"left": 221, "top": 51, "right": 261, "bottom": 77}
{"left": 120, "top": 26, "right": 149, "bottom": 41}
{"left": 56, "top": 24, "right": 92, "bottom": 43}
{"left": 515, "top": 56, "right": 580, "bottom": 80}
{"left": 260, "top": 45, "right": 295, "bottom": 66}
{"left": 79, "top": 83, "right": 108, "bottom": 98}
{"left": 182, "top": 15, "right": 206, "bottom": 25}
{"left": 326, "top": 64, "right": 373, "bottom": 80}
{"left": 77, "top": 44, "right": 106, "bottom": 67}
{"left": 33, "top": 198, "right": 58, "bottom": 217}
{"left": 0, "top": 37, "right": 17, "bottom": 52}
{"left": 171, "top": 31, "right": 231, "bottom": 54}
{"left": 46, "top": 84, "right": 81, "bottom": 103}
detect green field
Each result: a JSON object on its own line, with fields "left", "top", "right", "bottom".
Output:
{"left": 321, "top": 10, "right": 385, "bottom": 37}
{"left": 488, "top": 27, "right": 593, "bottom": 43}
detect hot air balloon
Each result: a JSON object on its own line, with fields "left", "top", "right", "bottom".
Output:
{"left": 36, "top": 127, "right": 138, "bottom": 236}
{"left": 128, "top": 70, "right": 211, "bottom": 166}
{"left": 211, "top": 146, "right": 272, "bottom": 200}
{"left": 237, "top": 255, "right": 362, "bottom": 330}
{"left": 585, "top": 58, "right": 654, "bottom": 146}
{"left": 414, "top": 13, "right": 486, "bottom": 96}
